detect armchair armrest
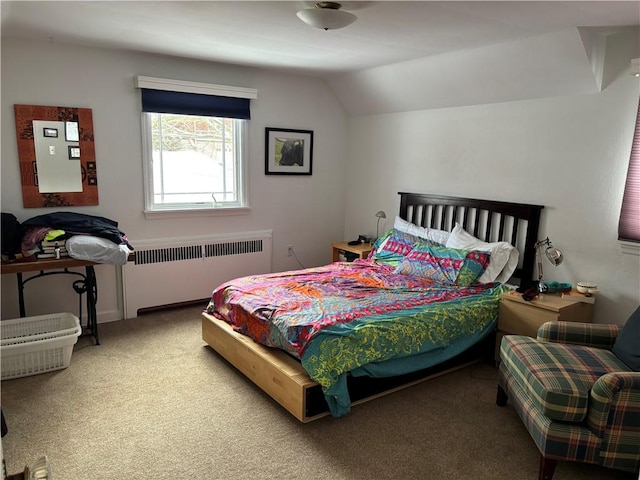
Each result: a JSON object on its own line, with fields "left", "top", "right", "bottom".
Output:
{"left": 536, "top": 321, "right": 621, "bottom": 350}
{"left": 588, "top": 372, "right": 640, "bottom": 437}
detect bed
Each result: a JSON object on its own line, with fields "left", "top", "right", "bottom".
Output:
{"left": 202, "top": 192, "right": 543, "bottom": 422}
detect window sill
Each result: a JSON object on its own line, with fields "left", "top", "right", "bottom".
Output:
{"left": 620, "top": 241, "right": 640, "bottom": 256}
{"left": 143, "top": 206, "right": 251, "bottom": 220}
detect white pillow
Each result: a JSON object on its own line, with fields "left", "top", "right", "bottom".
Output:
{"left": 394, "top": 216, "right": 450, "bottom": 245}
{"left": 445, "top": 223, "right": 519, "bottom": 284}
{"left": 494, "top": 248, "right": 519, "bottom": 284}
{"left": 67, "top": 235, "right": 131, "bottom": 265}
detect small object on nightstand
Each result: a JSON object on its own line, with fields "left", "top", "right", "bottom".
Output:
{"left": 347, "top": 235, "right": 371, "bottom": 246}
{"left": 561, "top": 288, "right": 597, "bottom": 304}
{"left": 576, "top": 281, "right": 598, "bottom": 296}
{"left": 538, "top": 281, "right": 572, "bottom": 293}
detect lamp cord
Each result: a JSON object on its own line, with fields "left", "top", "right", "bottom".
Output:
{"left": 291, "top": 248, "right": 305, "bottom": 269}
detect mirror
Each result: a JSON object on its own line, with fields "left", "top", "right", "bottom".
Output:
{"left": 14, "top": 104, "right": 99, "bottom": 208}
{"left": 33, "top": 120, "right": 83, "bottom": 193}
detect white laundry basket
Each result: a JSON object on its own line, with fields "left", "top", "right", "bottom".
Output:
{"left": 1, "top": 312, "right": 81, "bottom": 380}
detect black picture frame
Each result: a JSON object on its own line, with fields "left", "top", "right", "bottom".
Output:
{"left": 65, "top": 121, "right": 79, "bottom": 142}
{"left": 265, "top": 127, "right": 313, "bottom": 175}
{"left": 68, "top": 146, "right": 81, "bottom": 159}
{"left": 43, "top": 127, "right": 58, "bottom": 138}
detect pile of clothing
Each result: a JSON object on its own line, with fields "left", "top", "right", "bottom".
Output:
{"left": 3, "top": 212, "right": 133, "bottom": 265}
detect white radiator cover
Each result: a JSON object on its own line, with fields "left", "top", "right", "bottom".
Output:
{"left": 122, "top": 230, "right": 272, "bottom": 318}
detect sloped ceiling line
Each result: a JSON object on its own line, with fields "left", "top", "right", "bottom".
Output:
{"left": 328, "top": 28, "right": 609, "bottom": 116}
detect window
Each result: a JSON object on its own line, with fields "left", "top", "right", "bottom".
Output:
{"left": 143, "top": 113, "right": 244, "bottom": 208}
{"left": 618, "top": 98, "right": 640, "bottom": 244}
{"left": 136, "top": 76, "right": 257, "bottom": 216}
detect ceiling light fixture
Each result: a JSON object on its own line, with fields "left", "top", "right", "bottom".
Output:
{"left": 297, "top": 2, "right": 357, "bottom": 31}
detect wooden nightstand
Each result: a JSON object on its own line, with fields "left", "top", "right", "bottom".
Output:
{"left": 494, "top": 291, "right": 594, "bottom": 362}
{"left": 331, "top": 241, "right": 372, "bottom": 262}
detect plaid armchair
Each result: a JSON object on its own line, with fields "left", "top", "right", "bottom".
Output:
{"left": 497, "top": 320, "right": 640, "bottom": 480}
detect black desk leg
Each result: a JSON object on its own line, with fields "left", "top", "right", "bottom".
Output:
{"left": 16, "top": 272, "right": 26, "bottom": 317}
{"left": 13, "top": 268, "right": 100, "bottom": 345}
{"left": 85, "top": 266, "right": 99, "bottom": 345}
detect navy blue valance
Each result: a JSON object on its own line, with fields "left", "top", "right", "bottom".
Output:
{"left": 141, "top": 89, "right": 250, "bottom": 119}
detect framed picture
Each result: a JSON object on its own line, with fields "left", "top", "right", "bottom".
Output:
{"left": 68, "top": 146, "right": 81, "bottom": 159}
{"left": 43, "top": 127, "right": 58, "bottom": 138}
{"left": 65, "top": 121, "right": 79, "bottom": 142}
{"left": 265, "top": 128, "right": 313, "bottom": 175}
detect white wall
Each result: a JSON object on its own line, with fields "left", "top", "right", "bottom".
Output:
{"left": 343, "top": 31, "right": 640, "bottom": 325}
{"left": 2, "top": 32, "right": 638, "bottom": 326}
{"left": 1, "top": 39, "right": 348, "bottom": 321}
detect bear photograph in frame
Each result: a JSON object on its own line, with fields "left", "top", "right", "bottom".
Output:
{"left": 265, "top": 127, "right": 313, "bottom": 175}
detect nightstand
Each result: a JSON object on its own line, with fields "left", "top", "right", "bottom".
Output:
{"left": 494, "top": 291, "right": 594, "bottom": 362}
{"left": 331, "top": 241, "right": 372, "bottom": 262}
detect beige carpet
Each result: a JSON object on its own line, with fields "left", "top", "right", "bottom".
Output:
{"left": 1, "top": 306, "right": 634, "bottom": 480}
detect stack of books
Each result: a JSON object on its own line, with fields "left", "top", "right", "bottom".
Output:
{"left": 338, "top": 249, "right": 359, "bottom": 262}
{"left": 36, "top": 239, "right": 69, "bottom": 259}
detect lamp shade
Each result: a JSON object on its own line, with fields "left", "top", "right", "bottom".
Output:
{"left": 545, "top": 245, "right": 563, "bottom": 266}
{"left": 297, "top": 2, "right": 357, "bottom": 31}
{"left": 375, "top": 210, "right": 386, "bottom": 239}
{"left": 535, "top": 237, "right": 563, "bottom": 281}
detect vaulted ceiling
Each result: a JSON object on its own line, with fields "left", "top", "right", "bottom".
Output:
{"left": 2, "top": 1, "right": 639, "bottom": 115}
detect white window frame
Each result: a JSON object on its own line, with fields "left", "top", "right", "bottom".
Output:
{"left": 141, "top": 114, "right": 249, "bottom": 218}
{"left": 135, "top": 76, "right": 257, "bottom": 219}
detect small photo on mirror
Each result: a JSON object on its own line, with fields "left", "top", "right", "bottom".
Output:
{"left": 68, "top": 146, "right": 81, "bottom": 159}
{"left": 65, "top": 121, "right": 79, "bottom": 142}
{"left": 43, "top": 128, "right": 58, "bottom": 138}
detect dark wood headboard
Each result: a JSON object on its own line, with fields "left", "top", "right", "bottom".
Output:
{"left": 398, "top": 192, "right": 544, "bottom": 291}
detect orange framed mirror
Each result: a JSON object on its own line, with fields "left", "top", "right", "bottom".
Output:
{"left": 14, "top": 104, "right": 99, "bottom": 208}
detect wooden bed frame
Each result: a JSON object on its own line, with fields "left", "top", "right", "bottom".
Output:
{"left": 202, "top": 192, "right": 544, "bottom": 422}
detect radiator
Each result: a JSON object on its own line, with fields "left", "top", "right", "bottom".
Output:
{"left": 122, "top": 230, "right": 272, "bottom": 318}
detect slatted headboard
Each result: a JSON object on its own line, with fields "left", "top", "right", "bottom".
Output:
{"left": 398, "top": 192, "right": 544, "bottom": 291}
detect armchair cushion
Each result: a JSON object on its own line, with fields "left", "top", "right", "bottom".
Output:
{"left": 612, "top": 306, "right": 640, "bottom": 371}
{"left": 500, "top": 335, "right": 631, "bottom": 422}
{"left": 537, "top": 321, "right": 621, "bottom": 350}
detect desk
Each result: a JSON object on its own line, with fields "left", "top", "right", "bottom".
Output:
{"left": 1, "top": 257, "right": 102, "bottom": 344}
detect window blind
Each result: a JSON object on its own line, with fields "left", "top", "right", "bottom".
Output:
{"left": 618, "top": 98, "right": 640, "bottom": 243}
{"left": 135, "top": 75, "right": 256, "bottom": 120}
{"left": 141, "top": 89, "right": 250, "bottom": 119}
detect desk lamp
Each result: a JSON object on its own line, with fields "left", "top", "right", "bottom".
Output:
{"left": 521, "top": 237, "right": 565, "bottom": 299}
{"left": 375, "top": 210, "right": 386, "bottom": 240}
{"left": 535, "top": 236, "right": 564, "bottom": 285}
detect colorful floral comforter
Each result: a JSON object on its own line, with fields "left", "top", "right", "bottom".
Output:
{"left": 206, "top": 260, "right": 505, "bottom": 417}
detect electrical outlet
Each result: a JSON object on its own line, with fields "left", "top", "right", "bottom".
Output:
{"left": 287, "top": 245, "right": 294, "bottom": 257}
